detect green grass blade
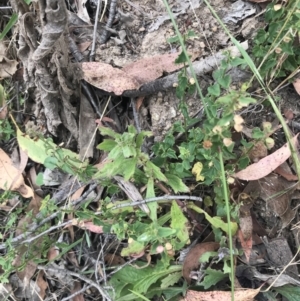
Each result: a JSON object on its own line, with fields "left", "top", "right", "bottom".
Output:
{"left": 0, "top": 13, "right": 18, "bottom": 40}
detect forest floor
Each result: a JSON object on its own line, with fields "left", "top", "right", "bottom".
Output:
{"left": 1, "top": 0, "right": 300, "bottom": 300}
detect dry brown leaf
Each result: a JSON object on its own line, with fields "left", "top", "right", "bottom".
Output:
{"left": 0, "top": 86, "right": 7, "bottom": 120}
{"left": 76, "top": 0, "right": 91, "bottom": 24}
{"left": 71, "top": 219, "right": 104, "bottom": 233}
{"left": 67, "top": 250, "right": 80, "bottom": 267}
{"left": 82, "top": 62, "right": 140, "bottom": 95}
{"left": 284, "top": 108, "right": 294, "bottom": 120}
{"left": 71, "top": 281, "right": 85, "bottom": 301}
{"left": 36, "top": 271, "right": 48, "bottom": 299}
{"left": 83, "top": 52, "right": 199, "bottom": 95}
{"left": 0, "top": 41, "right": 18, "bottom": 79}
{"left": 238, "top": 193, "right": 253, "bottom": 241}
{"left": 136, "top": 96, "right": 144, "bottom": 111}
{"left": 181, "top": 287, "right": 260, "bottom": 301}
{"left": 0, "top": 105, "right": 8, "bottom": 120}
{"left": 0, "top": 148, "right": 33, "bottom": 198}
{"left": 248, "top": 140, "right": 268, "bottom": 162}
{"left": 105, "top": 253, "right": 126, "bottom": 266}
{"left": 47, "top": 246, "right": 59, "bottom": 261}
{"left": 275, "top": 163, "right": 298, "bottom": 181}
{"left": 243, "top": 174, "right": 296, "bottom": 228}
{"left": 0, "top": 57, "right": 18, "bottom": 79}
{"left": 293, "top": 78, "right": 300, "bottom": 95}
{"left": 77, "top": 41, "right": 92, "bottom": 52}
{"left": 122, "top": 52, "right": 199, "bottom": 84}
{"left": 15, "top": 259, "right": 37, "bottom": 287}
{"left": 238, "top": 229, "right": 252, "bottom": 263}
{"left": 233, "top": 135, "right": 298, "bottom": 180}
{"left": 183, "top": 242, "right": 219, "bottom": 283}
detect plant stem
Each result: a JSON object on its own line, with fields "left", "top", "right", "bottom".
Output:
{"left": 162, "top": 0, "right": 209, "bottom": 117}
{"left": 219, "top": 148, "right": 235, "bottom": 301}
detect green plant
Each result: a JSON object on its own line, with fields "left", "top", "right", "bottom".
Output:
{"left": 0, "top": 119, "right": 14, "bottom": 141}
{"left": 253, "top": 2, "right": 300, "bottom": 81}
{"left": 0, "top": 13, "right": 18, "bottom": 40}
{"left": 153, "top": 54, "right": 256, "bottom": 186}
{"left": 95, "top": 125, "right": 189, "bottom": 220}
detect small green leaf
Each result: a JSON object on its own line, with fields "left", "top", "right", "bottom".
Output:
{"left": 136, "top": 132, "right": 145, "bottom": 149}
{"left": 146, "top": 177, "right": 157, "bottom": 221}
{"left": 44, "top": 157, "right": 58, "bottom": 170}
{"left": 230, "top": 57, "right": 246, "bottom": 67}
{"left": 0, "top": 14, "right": 18, "bottom": 40}
{"left": 217, "top": 74, "right": 231, "bottom": 89}
{"left": 157, "top": 227, "right": 176, "bottom": 238}
{"left": 189, "top": 204, "right": 238, "bottom": 235}
{"left": 128, "top": 125, "right": 137, "bottom": 134}
{"left": 217, "top": 113, "right": 233, "bottom": 126}
{"left": 275, "top": 285, "right": 300, "bottom": 301}
{"left": 121, "top": 240, "right": 145, "bottom": 256}
{"left": 16, "top": 127, "right": 88, "bottom": 169}
{"left": 108, "top": 145, "right": 123, "bottom": 159}
{"left": 123, "top": 158, "right": 137, "bottom": 180}
{"left": 122, "top": 145, "right": 136, "bottom": 158}
{"left": 252, "top": 127, "right": 265, "bottom": 139}
{"left": 97, "top": 139, "right": 117, "bottom": 151}
{"left": 208, "top": 83, "right": 221, "bottom": 96}
{"left": 145, "top": 161, "right": 167, "bottom": 182}
{"left": 98, "top": 126, "right": 121, "bottom": 139}
{"left": 216, "top": 94, "right": 232, "bottom": 105}
{"left": 165, "top": 174, "right": 189, "bottom": 193}
{"left": 254, "top": 29, "right": 268, "bottom": 44}
{"left": 170, "top": 201, "right": 189, "bottom": 244}
{"left": 199, "top": 251, "right": 217, "bottom": 263}
{"left": 36, "top": 172, "right": 44, "bottom": 186}
{"left": 212, "top": 69, "right": 224, "bottom": 81}
{"left": 238, "top": 96, "right": 257, "bottom": 106}
{"left": 281, "top": 42, "right": 294, "bottom": 55}
{"left": 160, "top": 271, "right": 182, "bottom": 289}
{"left": 133, "top": 265, "right": 182, "bottom": 294}
{"left": 167, "top": 35, "right": 180, "bottom": 43}
{"left": 187, "top": 30, "right": 197, "bottom": 38}
{"left": 175, "top": 51, "right": 190, "bottom": 64}
{"left": 238, "top": 156, "right": 250, "bottom": 170}
{"left": 137, "top": 231, "right": 153, "bottom": 242}
{"left": 200, "top": 268, "right": 228, "bottom": 289}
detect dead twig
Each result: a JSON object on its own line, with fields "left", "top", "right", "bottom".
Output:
{"left": 37, "top": 264, "right": 112, "bottom": 300}
{"left": 109, "top": 194, "right": 203, "bottom": 211}
{"left": 97, "top": 41, "right": 249, "bottom": 97}
{"left": 0, "top": 182, "right": 98, "bottom": 250}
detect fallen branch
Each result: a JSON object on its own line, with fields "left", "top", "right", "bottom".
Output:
{"left": 120, "top": 41, "right": 249, "bottom": 97}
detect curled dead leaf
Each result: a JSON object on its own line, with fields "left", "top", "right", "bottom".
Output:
{"left": 181, "top": 287, "right": 260, "bottom": 301}
{"left": 233, "top": 135, "right": 298, "bottom": 181}
{"left": 0, "top": 149, "right": 33, "bottom": 198}
{"left": 82, "top": 62, "right": 140, "bottom": 95}
{"left": 182, "top": 242, "right": 219, "bottom": 283}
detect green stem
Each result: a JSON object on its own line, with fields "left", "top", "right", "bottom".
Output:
{"left": 162, "top": 0, "right": 209, "bottom": 117}
{"left": 219, "top": 148, "right": 235, "bottom": 301}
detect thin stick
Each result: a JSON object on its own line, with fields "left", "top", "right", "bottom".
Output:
{"left": 61, "top": 284, "right": 91, "bottom": 301}
{"left": 0, "top": 183, "right": 98, "bottom": 250}
{"left": 37, "top": 265, "right": 112, "bottom": 300}
{"left": 90, "top": 0, "right": 102, "bottom": 61}
{"left": 110, "top": 195, "right": 202, "bottom": 210}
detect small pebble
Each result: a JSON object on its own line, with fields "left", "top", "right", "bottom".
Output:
{"left": 199, "top": 41, "right": 206, "bottom": 48}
